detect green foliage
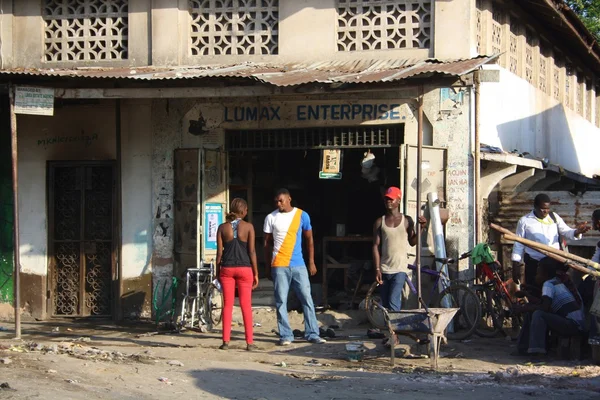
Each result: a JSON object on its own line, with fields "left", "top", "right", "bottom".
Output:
{"left": 566, "top": 0, "right": 600, "bottom": 40}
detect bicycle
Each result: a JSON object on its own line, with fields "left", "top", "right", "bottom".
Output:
{"left": 152, "top": 276, "right": 179, "bottom": 330}
{"left": 463, "top": 243, "right": 524, "bottom": 338}
{"left": 364, "top": 258, "right": 480, "bottom": 341}
{"left": 177, "top": 260, "right": 223, "bottom": 332}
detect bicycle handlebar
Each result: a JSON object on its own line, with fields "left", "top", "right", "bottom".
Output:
{"left": 457, "top": 241, "right": 496, "bottom": 262}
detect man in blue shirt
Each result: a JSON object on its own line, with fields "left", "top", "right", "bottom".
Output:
{"left": 516, "top": 257, "right": 585, "bottom": 356}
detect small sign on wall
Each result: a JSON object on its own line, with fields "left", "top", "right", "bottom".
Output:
{"left": 14, "top": 86, "right": 54, "bottom": 116}
{"left": 204, "top": 203, "right": 223, "bottom": 251}
{"left": 319, "top": 149, "right": 343, "bottom": 180}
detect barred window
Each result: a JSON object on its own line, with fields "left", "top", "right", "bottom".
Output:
{"left": 565, "top": 62, "right": 574, "bottom": 109}
{"left": 508, "top": 16, "right": 519, "bottom": 75}
{"left": 553, "top": 53, "right": 562, "bottom": 101}
{"left": 336, "top": 0, "right": 432, "bottom": 52}
{"left": 524, "top": 29, "right": 534, "bottom": 85}
{"left": 43, "top": 0, "right": 128, "bottom": 62}
{"left": 189, "top": 0, "right": 279, "bottom": 56}
{"left": 586, "top": 80, "right": 593, "bottom": 121}
{"left": 476, "top": 0, "right": 483, "bottom": 54}
{"left": 491, "top": 3, "right": 503, "bottom": 55}
{"left": 576, "top": 73, "right": 584, "bottom": 115}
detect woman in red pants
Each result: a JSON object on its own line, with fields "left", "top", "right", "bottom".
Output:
{"left": 216, "top": 198, "right": 259, "bottom": 351}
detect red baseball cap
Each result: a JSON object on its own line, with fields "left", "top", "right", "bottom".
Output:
{"left": 384, "top": 186, "right": 402, "bottom": 200}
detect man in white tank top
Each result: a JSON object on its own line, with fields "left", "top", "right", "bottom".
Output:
{"left": 372, "top": 186, "right": 426, "bottom": 311}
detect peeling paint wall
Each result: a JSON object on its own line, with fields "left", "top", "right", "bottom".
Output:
{"left": 423, "top": 87, "right": 474, "bottom": 274}
{"left": 150, "top": 99, "right": 196, "bottom": 297}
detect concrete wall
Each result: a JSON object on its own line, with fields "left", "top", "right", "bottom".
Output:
{"left": 434, "top": 0, "right": 473, "bottom": 60}
{"left": 480, "top": 66, "right": 600, "bottom": 178}
{"left": 423, "top": 87, "right": 474, "bottom": 275}
{"left": 10, "top": 0, "right": 150, "bottom": 69}
{"left": 3, "top": 0, "right": 477, "bottom": 69}
{"left": 17, "top": 102, "right": 117, "bottom": 318}
{"left": 16, "top": 100, "right": 155, "bottom": 319}
{"left": 120, "top": 99, "right": 153, "bottom": 318}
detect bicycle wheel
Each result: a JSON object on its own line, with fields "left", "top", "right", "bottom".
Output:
{"left": 153, "top": 278, "right": 177, "bottom": 328}
{"left": 364, "top": 282, "right": 387, "bottom": 330}
{"left": 205, "top": 284, "right": 223, "bottom": 331}
{"left": 434, "top": 284, "right": 480, "bottom": 341}
{"left": 474, "top": 285, "right": 504, "bottom": 338}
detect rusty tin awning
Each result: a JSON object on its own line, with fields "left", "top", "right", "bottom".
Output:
{"left": 0, "top": 55, "right": 498, "bottom": 87}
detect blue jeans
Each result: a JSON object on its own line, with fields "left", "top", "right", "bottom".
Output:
{"left": 517, "top": 310, "right": 581, "bottom": 354}
{"left": 380, "top": 272, "right": 407, "bottom": 312}
{"left": 272, "top": 267, "right": 320, "bottom": 342}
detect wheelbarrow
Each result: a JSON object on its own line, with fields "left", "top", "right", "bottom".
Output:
{"left": 375, "top": 303, "right": 458, "bottom": 369}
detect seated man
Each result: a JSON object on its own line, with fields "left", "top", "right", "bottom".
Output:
{"left": 587, "top": 209, "right": 600, "bottom": 340}
{"left": 516, "top": 257, "right": 585, "bottom": 356}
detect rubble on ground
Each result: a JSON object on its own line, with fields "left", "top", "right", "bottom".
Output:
{"left": 2, "top": 342, "right": 160, "bottom": 364}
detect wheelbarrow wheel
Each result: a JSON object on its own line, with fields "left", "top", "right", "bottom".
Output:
{"left": 364, "top": 282, "right": 387, "bottom": 330}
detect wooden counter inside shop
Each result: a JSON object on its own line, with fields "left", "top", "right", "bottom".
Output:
{"left": 321, "top": 236, "right": 373, "bottom": 308}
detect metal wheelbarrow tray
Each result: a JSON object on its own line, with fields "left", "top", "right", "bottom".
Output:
{"left": 379, "top": 305, "right": 459, "bottom": 369}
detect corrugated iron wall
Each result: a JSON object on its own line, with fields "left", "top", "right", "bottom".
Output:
{"left": 493, "top": 191, "right": 600, "bottom": 244}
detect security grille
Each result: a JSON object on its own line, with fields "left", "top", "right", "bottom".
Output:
{"left": 336, "top": 0, "right": 432, "bottom": 51}
{"left": 227, "top": 126, "right": 403, "bottom": 151}
{"left": 189, "top": 0, "right": 279, "bottom": 56}
{"left": 43, "top": 0, "right": 129, "bottom": 62}
{"left": 49, "top": 162, "right": 115, "bottom": 317}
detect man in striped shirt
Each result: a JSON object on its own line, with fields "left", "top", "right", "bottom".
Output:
{"left": 263, "top": 188, "right": 325, "bottom": 346}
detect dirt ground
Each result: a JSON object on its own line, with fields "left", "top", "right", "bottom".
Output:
{"left": 0, "top": 308, "right": 599, "bottom": 399}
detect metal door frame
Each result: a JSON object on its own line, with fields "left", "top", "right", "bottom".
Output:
{"left": 47, "top": 160, "right": 117, "bottom": 318}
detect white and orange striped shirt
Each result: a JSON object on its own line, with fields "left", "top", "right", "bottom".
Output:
{"left": 263, "top": 208, "right": 312, "bottom": 267}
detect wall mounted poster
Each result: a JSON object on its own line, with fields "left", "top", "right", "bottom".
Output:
{"left": 204, "top": 203, "right": 223, "bottom": 251}
{"left": 319, "top": 149, "right": 343, "bottom": 179}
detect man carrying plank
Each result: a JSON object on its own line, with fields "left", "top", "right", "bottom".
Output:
{"left": 511, "top": 193, "right": 591, "bottom": 287}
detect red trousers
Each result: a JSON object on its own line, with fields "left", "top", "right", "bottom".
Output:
{"left": 220, "top": 267, "right": 254, "bottom": 344}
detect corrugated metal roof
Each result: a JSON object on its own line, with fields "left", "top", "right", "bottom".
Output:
{"left": 0, "top": 56, "right": 498, "bottom": 86}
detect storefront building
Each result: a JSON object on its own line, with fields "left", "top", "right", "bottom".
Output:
{"left": 0, "top": 0, "right": 599, "bottom": 320}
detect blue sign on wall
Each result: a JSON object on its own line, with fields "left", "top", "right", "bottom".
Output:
{"left": 204, "top": 203, "right": 223, "bottom": 251}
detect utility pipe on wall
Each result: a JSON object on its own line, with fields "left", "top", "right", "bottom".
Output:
{"left": 9, "top": 84, "right": 21, "bottom": 339}
{"left": 474, "top": 70, "right": 482, "bottom": 245}
{"left": 416, "top": 90, "right": 424, "bottom": 308}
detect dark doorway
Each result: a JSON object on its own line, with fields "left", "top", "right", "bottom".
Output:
{"left": 48, "top": 161, "right": 116, "bottom": 317}
{"left": 227, "top": 125, "right": 404, "bottom": 281}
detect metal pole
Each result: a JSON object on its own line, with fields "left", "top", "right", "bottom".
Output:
{"left": 9, "top": 84, "right": 21, "bottom": 339}
{"left": 474, "top": 70, "right": 482, "bottom": 245}
{"left": 416, "top": 90, "right": 424, "bottom": 308}
{"left": 114, "top": 99, "right": 122, "bottom": 321}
